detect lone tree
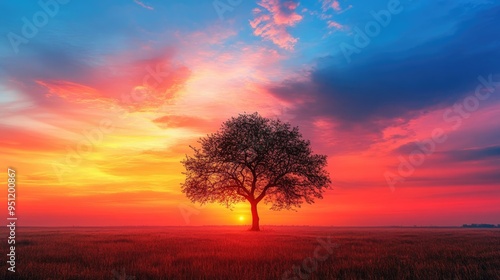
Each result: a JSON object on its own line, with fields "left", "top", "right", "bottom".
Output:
{"left": 181, "top": 113, "right": 332, "bottom": 231}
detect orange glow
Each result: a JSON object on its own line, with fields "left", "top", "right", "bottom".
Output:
{"left": 1, "top": 15, "right": 499, "bottom": 228}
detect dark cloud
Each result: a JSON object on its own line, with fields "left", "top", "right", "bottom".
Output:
{"left": 394, "top": 142, "right": 500, "bottom": 161}
{"left": 1, "top": 42, "right": 92, "bottom": 81}
{"left": 407, "top": 169, "right": 500, "bottom": 187}
{"left": 270, "top": 5, "right": 500, "bottom": 124}
{"left": 441, "top": 146, "right": 500, "bottom": 162}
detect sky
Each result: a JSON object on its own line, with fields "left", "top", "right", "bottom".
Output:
{"left": 0, "top": 0, "right": 499, "bottom": 227}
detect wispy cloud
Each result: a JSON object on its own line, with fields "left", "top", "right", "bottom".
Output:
{"left": 134, "top": 0, "right": 154, "bottom": 10}
{"left": 327, "top": 20, "right": 344, "bottom": 30}
{"left": 321, "top": 0, "right": 352, "bottom": 13}
{"left": 322, "top": 0, "right": 341, "bottom": 11}
{"left": 249, "top": 0, "right": 303, "bottom": 50}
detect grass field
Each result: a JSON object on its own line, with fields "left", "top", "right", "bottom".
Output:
{"left": 1, "top": 226, "right": 499, "bottom": 279}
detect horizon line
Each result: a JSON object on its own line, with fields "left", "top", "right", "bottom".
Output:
{"left": 11, "top": 225, "right": 500, "bottom": 228}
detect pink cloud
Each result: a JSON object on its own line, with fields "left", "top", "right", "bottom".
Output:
{"left": 34, "top": 51, "right": 191, "bottom": 112}
{"left": 322, "top": 0, "right": 340, "bottom": 12}
{"left": 250, "top": 0, "right": 303, "bottom": 50}
{"left": 327, "top": 20, "right": 344, "bottom": 30}
{"left": 322, "top": 0, "right": 350, "bottom": 12}
{"left": 37, "top": 80, "right": 101, "bottom": 102}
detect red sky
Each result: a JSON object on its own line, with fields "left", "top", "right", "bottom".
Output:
{"left": 1, "top": 0, "right": 499, "bottom": 226}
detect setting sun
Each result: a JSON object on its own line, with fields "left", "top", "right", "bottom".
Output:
{"left": 239, "top": 216, "right": 245, "bottom": 222}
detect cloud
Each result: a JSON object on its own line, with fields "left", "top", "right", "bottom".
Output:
{"left": 408, "top": 170, "right": 500, "bottom": 187}
{"left": 249, "top": 0, "right": 303, "bottom": 50}
{"left": 321, "top": 0, "right": 352, "bottom": 13}
{"left": 441, "top": 146, "right": 500, "bottom": 162}
{"left": 322, "top": 0, "right": 342, "bottom": 12}
{"left": 36, "top": 80, "right": 102, "bottom": 102}
{"left": 2, "top": 43, "right": 191, "bottom": 112}
{"left": 0, "top": 125, "right": 68, "bottom": 153}
{"left": 326, "top": 20, "right": 345, "bottom": 32}
{"left": 394, "top": 142, "right": 500, "bottom": 163}
{"left": 133, "top": 0, "right": 154, "bottom": 10}
{"left": 267, "top": 5, "right": 500, "bottom": 125}
{"left": 315, "top": 0, "right": 351, "bottom": 36}
{"left": 152, "top": 115, "right": 215, "bottom": 130}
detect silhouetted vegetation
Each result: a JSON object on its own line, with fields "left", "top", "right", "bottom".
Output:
{"left": 181, "top": 113, "right": 332, "bottom": 231}
{"left": 462, "top": 223, "right": 498, "bottom": 228}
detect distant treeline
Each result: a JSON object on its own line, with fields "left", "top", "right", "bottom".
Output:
{"left": 462, "top": 224, "right": 499, "bottom": 228}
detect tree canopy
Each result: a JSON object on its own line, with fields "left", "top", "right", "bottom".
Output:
{"left": 181, "top": 112, "right": 332, "bottom": 230}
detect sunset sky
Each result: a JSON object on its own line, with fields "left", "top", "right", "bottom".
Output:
{"left": 1, "top": 0, "right": 499, "bottom": 226}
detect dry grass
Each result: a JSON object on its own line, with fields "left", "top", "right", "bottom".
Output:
{"left": 1, "top": 226, "right": 499, "bottom": 279}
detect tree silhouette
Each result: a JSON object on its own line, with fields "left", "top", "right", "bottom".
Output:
{"left": 181, "top": 113, "right": 332, "bottom": 231}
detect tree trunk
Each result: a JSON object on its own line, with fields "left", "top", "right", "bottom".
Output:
{"left": 250, "top": 202, "right": 260, "bottom": 231}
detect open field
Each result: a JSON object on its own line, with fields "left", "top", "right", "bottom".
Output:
{"left": 1, "top": 226, "right": 499, "bottom": 280}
